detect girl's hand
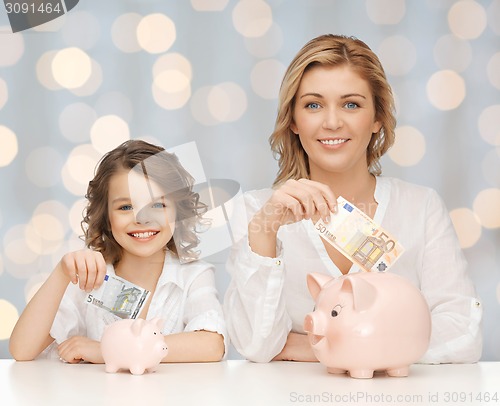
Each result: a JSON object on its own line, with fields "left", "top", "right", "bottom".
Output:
{"left": 58, "top": 250, "right": 107, "bottom": 293}
{"left": 57, "top": 336, "right": 104, "bottom": 364}
{"left": 253, "top": 179, "right": 337, "bottom": 235}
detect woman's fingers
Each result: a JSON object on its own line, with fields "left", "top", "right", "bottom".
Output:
{"left": 279, "top": 179, "right": 337, "bottom": 222}
{"left": 298, "top": 179, "right": 337, "bottom": 217}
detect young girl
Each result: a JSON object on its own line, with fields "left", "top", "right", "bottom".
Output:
{"left": 10, "top": 140, "right": 226, "bottom": 363}
{"left": 224, "top": 34, "right": 482, "bottom": 364}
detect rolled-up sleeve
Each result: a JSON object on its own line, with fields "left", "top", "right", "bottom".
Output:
{"left": 183, "top": 266, "right": 228, "bottom": 355}
{"left": 223, "top": 191, "right": 292, "bottom": 362}
{"left": 38, "top": 284, "right": 87, "bottom": 359}
{"left": 418, "top": 189, "right": 483, "bottom": 364}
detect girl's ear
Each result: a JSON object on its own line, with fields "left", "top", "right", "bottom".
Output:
{"left": 290, "top": 121, "right": 298, "bottom": 135}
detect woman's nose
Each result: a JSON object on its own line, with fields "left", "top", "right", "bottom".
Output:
{"left": 322, "top": 108, "right": 342, "bottom": 131}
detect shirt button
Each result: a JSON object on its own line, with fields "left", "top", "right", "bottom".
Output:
{"left": 474, "top": 301, "right": 481, "bottom": 308}
{"left": 276, "top": 260, "right": 282, "bottom": 266}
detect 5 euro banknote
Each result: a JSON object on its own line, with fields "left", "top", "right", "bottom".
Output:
{"left": 314, "top": 196, "right": 405, "bottom": 272}
{"left": 84, "top": 274, "right": 150, "bottom": 320}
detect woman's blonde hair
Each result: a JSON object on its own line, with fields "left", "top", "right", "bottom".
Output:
{"left": 82, "top": 140, "right": 207, "bottom": 265}
{"left": 270, "top": 34, "right": 396, "bottom": 186}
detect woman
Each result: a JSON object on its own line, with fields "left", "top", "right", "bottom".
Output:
{"left": 223, "top": 34, "right": 482, "bottom": 364}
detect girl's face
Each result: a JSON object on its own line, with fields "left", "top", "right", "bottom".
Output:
{"left": 107, "top": 169, "right": 177, "bottom": 261}
{"left": 291, "top": 64, "right": 381, "bottom": 179}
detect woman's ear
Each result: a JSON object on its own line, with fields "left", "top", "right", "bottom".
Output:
{"left": 372, "top": 120, "right": 382, "bottom": 135}
{"left": 290, "top": 121, "right": 298, "bottom": 135}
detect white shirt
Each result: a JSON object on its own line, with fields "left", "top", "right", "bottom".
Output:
{"left": 41, "top": 252, "right": 227, "bottom": 359}
{"left": 224, "top": 176, "right": 483, "bottom": 363}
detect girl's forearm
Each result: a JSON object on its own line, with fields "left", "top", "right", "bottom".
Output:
{"left": 9, "top": 264, "right": 70, "bottom": 360}
{"left": 161, "top": 330, "right": 225, "bottom": 363}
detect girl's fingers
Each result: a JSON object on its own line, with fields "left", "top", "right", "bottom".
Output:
{"left": 60, "top": 250, "right": 107, "bottom": 290}
{"left": 94, "top": 253, "right": 107, "bottom": 290}
{"left": 83, "top": 254, "right": 97, "bottom": 292}
{"left": 74, "top": 255, "right": 88, "bottom": 291}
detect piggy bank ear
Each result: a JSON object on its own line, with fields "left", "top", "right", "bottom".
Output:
{"left": 307, "top": 273, "right": 334, "bottom": 300}
{"left": 150, "top": 317, "right": 164, "bottom": 331}
{"left": 342, "top": 276, "right": 377, "bottom": 312}
{"left": 131, "top": 318, "right": 146, "bottom": 336}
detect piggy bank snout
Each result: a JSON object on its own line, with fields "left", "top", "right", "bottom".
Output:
{"left": 152, "top": 333, "right": 168, "bottom": 354}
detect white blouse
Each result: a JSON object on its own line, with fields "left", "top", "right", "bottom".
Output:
{"left": 41, "top": 252, "right": 227, "bottom": 359}
{"left": 223, "top": 176, "right": 482, "bottom": 363}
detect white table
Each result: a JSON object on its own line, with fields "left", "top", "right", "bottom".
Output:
{"left": 1, "top": 360, "right": 499, "bottom": 406}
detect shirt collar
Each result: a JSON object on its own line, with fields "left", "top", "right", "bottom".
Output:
{"left": 156, "top": 251, "right": 185, "bottom": 289}
{"left": 107, "top": 251, "right": 186, "bottom": 290}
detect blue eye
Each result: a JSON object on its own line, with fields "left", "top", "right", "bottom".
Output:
{"left": 306, "top": 102, "right": 321, "bottom": 110}
{"left": 344, "top": 102, "right": 359, "bottom": 109}
{"left": 119, "top": 204, "right": 133, "bottom": 211}
{"left": 152, "top": 202, "right": 166, "bottom": 209}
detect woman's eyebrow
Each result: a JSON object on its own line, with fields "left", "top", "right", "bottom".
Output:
{"left": 299, "top": 92, "right": 367, "bottom": 99}
{"left": 299, "top": 92, "right": 324, "bottom": 99}
{"left": 340, "top": 93, "right": 367, "bottom": 99}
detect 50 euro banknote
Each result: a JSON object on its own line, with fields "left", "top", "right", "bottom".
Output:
{"left": 314, "top": 196, "right": 405, "bottom": 272}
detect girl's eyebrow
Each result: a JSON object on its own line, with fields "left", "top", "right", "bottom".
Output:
{"left": 111, "top": 195, "right": 167, "bottom": 204}
{"left": 111, "top": 197, "right": 130, "bottom": 204}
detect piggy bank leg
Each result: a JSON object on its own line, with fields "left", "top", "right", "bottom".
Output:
{"left": 386, "top": 366, "right": 409, "bottom": 377}
{"left": 349, "top": 369, "right": 374, "bottom": 379}
{"left": 104, "top": 364, "right": 120, "bottom": 373}
{"left": 129, "top": 365, "right": 146, "bottom": 375}
{"left": 327, "top": 367, "right": 347, "bottom": 375}
{"left": 146, "top": 366, "right": 158, "bottom": 373}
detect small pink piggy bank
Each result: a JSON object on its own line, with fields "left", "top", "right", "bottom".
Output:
{"left": 101, "top": 317, "right": 168, "bottom": 375}
{"left": 304, "top": 272, "right": 431, "bottom": 379}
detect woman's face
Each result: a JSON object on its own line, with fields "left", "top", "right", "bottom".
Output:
{"left": 291, "top": 64, "right": 381, "bottom": 179}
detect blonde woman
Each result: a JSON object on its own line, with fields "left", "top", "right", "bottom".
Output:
{"left": 224, "top": 34, "right": 482, "bottom": 364}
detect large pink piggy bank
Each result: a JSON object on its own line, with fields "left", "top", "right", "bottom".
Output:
{"left": 304, "top": 272, "right": 431, "bottom": 379}
{"left": 101, "top": 318, "right": 168, "bottom": 375}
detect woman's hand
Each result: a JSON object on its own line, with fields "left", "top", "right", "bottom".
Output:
{"left": 273, "top": 332, "right": 318, "bottom": 362}
{"left": 248, "top": 179, "right": 337, "bottom": 257}
{"left": 58, "top": 250, "right": 107, "bottom": 293}
{"left": 254, "top": 179, "right": 337, "bottom": 233}
{"left": 58, "top": 336, "right": 104, "bottom": 364}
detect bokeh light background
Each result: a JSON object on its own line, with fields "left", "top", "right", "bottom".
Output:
{"left": 0, "top": 0, "right": 499, "bottom": 360}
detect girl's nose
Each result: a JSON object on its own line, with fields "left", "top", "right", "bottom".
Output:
{"left": 134, "top": 207, "right": 153, "bottom": 224}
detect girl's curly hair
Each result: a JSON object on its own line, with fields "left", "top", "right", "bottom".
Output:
{"left": 82, "top": 140, "right": 207, "bottom": 265}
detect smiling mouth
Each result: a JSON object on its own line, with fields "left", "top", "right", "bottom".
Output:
{"left": 128, "top": 231, "right": 159, "bottom": 239}
{"left": 319, "top": 138, "right": 349, "bottom": 146}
